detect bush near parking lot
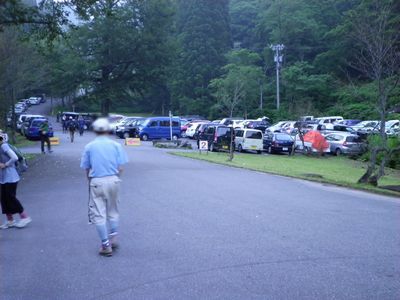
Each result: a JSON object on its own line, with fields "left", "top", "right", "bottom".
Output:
{"left": 361, "top": 135, "right": 400, "bottom": 170}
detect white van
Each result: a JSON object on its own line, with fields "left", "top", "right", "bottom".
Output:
{"left": 234, "top": 129, "right": 263, "bottom": 153}
{"left": 315, "top": 116, "right": 344, "bottom": 124}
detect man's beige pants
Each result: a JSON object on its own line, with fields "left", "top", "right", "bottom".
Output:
{"left": 89, "top": 175, "right": 121, "bottom": 225}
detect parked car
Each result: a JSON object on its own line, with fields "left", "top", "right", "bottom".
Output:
{"left": 234, "top": 129, "right": 263, "bottom": 153}
{"left": 263, "top": 132, "right": 294, "bottom": 154}
{"left": 352, "top": 120, "right": 379, "bottom": 132}
{"left": 17, "top": 114, "right": 42, "bottom": 132}
{"left": 194, "top": 122, "right": 211, "bottom": 140}
{"left": 138, "top": 117, "right": 181, "bottom": 141}
{"left": 336, "top": 119, "right": 361, "bottom": 126}
{"left": 25, "top": 118, "right": 53, "bottom": 140}
{"left": 325, "top": 133, "right": 365, "bottom": 156}
{"left": 186, "top": 122, "right": 206, "bottom": 138}
{"left": 198, "top": 124, "right": 234, "bottom": 152}
{"left": 115, "top": 118, "right": 145, "bottom": 139}
{"left": 244, "top": 120, "right": 271, "bottom": 132}
{"left": 315, "top": 116, "right": 344, "bottom": 124}
{"left": 220, "top": 117, "right": 244, "bottom": 126}
{"left": 180, "top": 119, "right": 189, "bottom": 135}
{"left": 113, "top": 117, "right": 138, "bottom": 133}
{"left": 266, "top": 121, "right": 290, "bottom": 133}
{"left": 108, "top": 115, "right": 125, "bottom": 132}
{"left": 322, "top": 125, "right": 357, "bottom": 135}
{"left": 28, "top": 97, "right": 41, "bottom": 105}
{"left": 385, "top": 120, "right": 399, "bottom": 134}
{"left": 20, "top": 115, "right": 45, "bottom": 136}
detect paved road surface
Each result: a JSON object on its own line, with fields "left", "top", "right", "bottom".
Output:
{"left": 1, "top": 105, "right": 400, "bottom": 299}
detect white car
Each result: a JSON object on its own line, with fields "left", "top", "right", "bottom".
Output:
{"left": 185, "top": 122, "right": 204, "bottom": 138}
{"left": 28, "top": 97, "right": 41, "bottom": 105}
{"left": 352, "top": 120, "right": 379, "bottom": 132}
{"left": 234, "top": 129, "right": 263, "bottom": 153}
{"left": 385, "top": 120, "right": 399, "bottom": 134}
{"left": 315, "top": 116, "right": 344, "bottom": 124}
{"left": 266, "top": 121, "right": 290, "bottom": 133}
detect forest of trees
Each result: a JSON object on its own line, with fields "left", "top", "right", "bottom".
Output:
{"left": 1, "top": 0, "right": 399, "bottom": 122}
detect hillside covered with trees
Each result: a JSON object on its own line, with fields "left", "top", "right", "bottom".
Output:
{"left": 1, "top": 0, "right": 399, "bottom": 121}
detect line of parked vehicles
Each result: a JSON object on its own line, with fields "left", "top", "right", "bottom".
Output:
{"left": 180, "top": 116, "right": 399, "bottom": 156}
{"left": 5, "top": 96, "right": 57, "bottom": 141}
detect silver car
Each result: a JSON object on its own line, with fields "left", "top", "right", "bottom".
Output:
{"left": 325, "top": 133, "right": 365, "bottom": 156}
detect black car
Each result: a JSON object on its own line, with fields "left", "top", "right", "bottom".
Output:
{"left": 244, "top": 120, "right": 271, "bottom": 132}
{"left": 198, "top": 124, "right": 234, "bottom": 152}
{"left": 263, "top": 132, "right": 294, "bottom": 154}
{"left": 116, "top": 118, "right": 145, "bottom": 139}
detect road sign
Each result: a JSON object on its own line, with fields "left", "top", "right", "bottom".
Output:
{"left": 50, "top": 137, "right": 59, "bottom": 145}
{"left": 125, "top": 138, "right": 141, "bottom": 146}
{"left": 199, "top": 140, "right": 208, "bottom": 151}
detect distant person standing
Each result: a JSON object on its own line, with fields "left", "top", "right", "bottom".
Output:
{"left": 39, "top": 120, "right": 52, "bottom": 154}
{"left": 62, "top": 114, "right": 67, "bottom": 133}
{"left": 78, "top": 116, "right": 85, "bottom": 136}
{"left": 0, "top": 133, "right": 32, "bottom": 229}
{"left": 80, "top": 118, "right": 128, "bottom": 256}
{"left": 68, "top": 117, "right": 77, "bottom": 143}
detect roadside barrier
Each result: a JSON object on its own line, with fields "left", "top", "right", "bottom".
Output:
{"left": 50, "top": 137, "right": 60, "bottom": 145}
{"left": 125, "top": 138, "right": 141, "bottom": 146}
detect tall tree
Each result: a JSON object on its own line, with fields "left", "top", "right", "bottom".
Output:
{"left": 173, "top": 0, "right": 232, "bottom": 115}
{"left": 346, "top": 0, "right": 400, "bottom": 185}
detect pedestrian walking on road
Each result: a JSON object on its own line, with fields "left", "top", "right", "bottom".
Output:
{"left": 39, "top": 120, "right": 52, "bottom": 154}
{"left": 80, "top": 118, "right": 128, "bottom": 257}
{"left": 78, "top": 116, "right": 85, "bottom": 136}
{"left": 0, "top": 133, "right": 32, "bottom": 229}
{"left": 68, "top": 117, "right": 77, "bottom": 143}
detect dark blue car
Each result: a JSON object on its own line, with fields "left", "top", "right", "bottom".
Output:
{"left": 263, "top": 132, "right": 294, "bottom": 154}
{"left": 138, "top": 117, "right": 181, "bottom": 141}
{"left": 26, "top": 118, "right": 54, "bottom": 140}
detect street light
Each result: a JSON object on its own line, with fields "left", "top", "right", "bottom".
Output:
{"left": 270, "top": 44, "right": 285, "bottom": 110}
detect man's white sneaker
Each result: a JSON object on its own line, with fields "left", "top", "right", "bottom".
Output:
{"left": 15, "top": 217, "right": 32, "bottom": 228}
{"left": 0, "top": 220, "right": 16, "bottom": 229}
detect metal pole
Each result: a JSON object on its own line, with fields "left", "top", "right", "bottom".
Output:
{"left": 169, "top": 110, "right": 173, "bottom": 141}
{"left": 276, "top": 64, "right": 280, "bottom": 110}
{"left": 270, "top": 44, "right": 284, "bottom": 110}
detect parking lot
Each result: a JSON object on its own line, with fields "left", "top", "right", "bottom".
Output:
{"left": 1, "top": 104, "right": 400, "bottom": 299}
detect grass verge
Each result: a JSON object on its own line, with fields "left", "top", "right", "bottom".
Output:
{"left": 171, "top": 151, "right": 400, "bottom": 197}
{"left": 8, "top": 134, "right": 36, "bottom": 148}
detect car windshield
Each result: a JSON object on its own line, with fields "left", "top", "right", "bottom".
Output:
{"left": 217, "top": 127, "right": 231, "bottom": 136}
{"left": 32, "top": 120, "right": 44, "bottom": 126}
{"left": 275, "top": 133, "right": 292, "bottom": 141}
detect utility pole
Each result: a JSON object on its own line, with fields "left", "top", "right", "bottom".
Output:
{"left": 270, "top": 44, "right": 284, "bottom": 110}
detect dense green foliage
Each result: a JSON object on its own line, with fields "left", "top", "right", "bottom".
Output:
{"left": 1, "top": 0, "right": 399, "bottom": 120}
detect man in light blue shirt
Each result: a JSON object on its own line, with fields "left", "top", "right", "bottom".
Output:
{"left": 80, "top": 118, "right": 128, "bottom": 257}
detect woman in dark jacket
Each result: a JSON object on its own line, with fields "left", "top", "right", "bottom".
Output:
{"left": 0, "top": 133, "right": 32, "bottom": 229}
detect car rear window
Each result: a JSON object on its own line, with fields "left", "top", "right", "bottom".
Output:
{"left": 275, "top": 133, "right": 292, "bottom": 141}
{"left": 346, "top": 136, "right": 361, "bottom": 143}
{"left": 32, "top": 121, "right": 43, "bottom": 126}
{"left": 245, "top": 131, "right": 262, "bottom": 139}
{"left": 217, "top": 127, "right": 231, "bottom": 136}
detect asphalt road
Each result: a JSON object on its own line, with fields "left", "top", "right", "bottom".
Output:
{"left": 1, "top": 104, "right": 400, "bottom": 299}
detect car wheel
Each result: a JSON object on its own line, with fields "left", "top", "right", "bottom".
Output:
{"left": 238, "top": 144, "right": 243, "bottom": 153}
{"left": 141, "top": 134, "right": 149, "bottom": 141}
{"left": 172, "top": 134, "right": 179, "bottom": 141}
{"left": 257, "top": 150, "right": 262, "bottom": 154}
{"left": 335, "top": 148, "right": 342, "bottom": 156}
{"left": 123, "top": 132, "right": 130, "bottom": 139}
